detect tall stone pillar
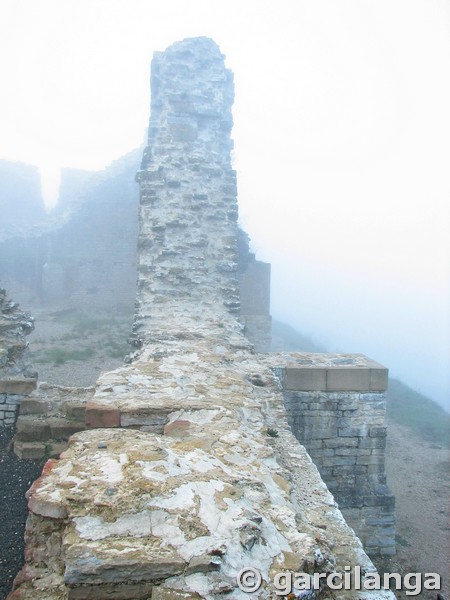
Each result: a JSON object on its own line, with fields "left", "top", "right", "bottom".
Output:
{"left": 134, "top": 37, "right": 240, "bottom": 346}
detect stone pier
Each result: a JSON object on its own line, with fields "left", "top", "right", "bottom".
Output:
{"left": 269, "top": 353, "right": 395, "bottom": 556}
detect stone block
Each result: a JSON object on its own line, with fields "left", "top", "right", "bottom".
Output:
{"left": 13, "top": 441, "right": 47, "bottom": 459}
{"left": 302, "top": 427, "right": 337, "bottom": 440}
{"left": 365, "top": 515, "right": 396, "bottom": 526}
{"left": 334, "top": 448, "right": 361, "bottom": 456}
{"left": 64, "top": 545, "right": 186, "bottom": 585}
{"left": 28, "top": 493, "right": 68, "bottom": 519}
{"left": 86, "top": 403, "right": 120, "bottom": 429}
{"left": 64, "top": 402, "right": 87, "bottom": 421}
{"left": 0, "top": 378, "right": 37, "bottom": 394}
{"left": 324, "top": 437, "right": 358, "bottom": 449}
{"left": 338, "top": 426, "right": 368, "bottom": 437}
{"left": 48, "top": 418, "right": 85, "bottom": 440}
{"left": 284, "top": 367, "right": 326, "bottom": 391}
{"left": 359, "top": 392, "right": 386, "bottom": 403}
{"left": 369, "top": 367, "right": 388, "bottom": 391}
{"left": 5, "top": 394, "right": 23, "bottom": 405}
{"left": 332, "top": 456, "right": 356, "bottom": 466}
{"left": 369, "top": 426, "right": 387, "bottom": 437}
{"left": 326, "top": 368, "right": 371, "bottom": 391}
{"left": 19, "top": 398, "right": 49, "bottom": 415}
{"left": 67, "top": 582, "right": 154, "bottom": 599}
{"left": 185, "top": 553, "right": 221, "bottom": 575}
{"left": 15, "top": 418, "right": 51, "bottom": 442}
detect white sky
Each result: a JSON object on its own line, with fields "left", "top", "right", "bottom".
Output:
{"left": 0, "top": 0, "right": 449, "bottom": 409}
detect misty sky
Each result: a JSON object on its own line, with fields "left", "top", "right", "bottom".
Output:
{"left": 0, "top": 0, "right": 449, "bottom": 409}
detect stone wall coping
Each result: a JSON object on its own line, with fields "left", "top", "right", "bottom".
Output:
{"left": 266, "top": 353, "right": 388, "bottom": 392}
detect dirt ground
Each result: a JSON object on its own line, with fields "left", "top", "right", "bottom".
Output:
{"left": 376, "top": 419, "right": 450, "bottom": 599}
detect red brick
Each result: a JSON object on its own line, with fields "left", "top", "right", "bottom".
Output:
{"left": 86, "top": 402, "right": 120, "bottom": 428}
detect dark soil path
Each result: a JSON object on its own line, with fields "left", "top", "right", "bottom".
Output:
{"left": 0, "top": 427, "right": 44, "bottom": 600}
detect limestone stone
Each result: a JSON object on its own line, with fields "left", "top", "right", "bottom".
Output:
{"left": 13, "top": 441, "right": 47, "bottom": 460}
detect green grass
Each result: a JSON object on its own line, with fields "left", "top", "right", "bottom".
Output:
{"left": 386, "top": 377, "right": 450, "bottom": 447}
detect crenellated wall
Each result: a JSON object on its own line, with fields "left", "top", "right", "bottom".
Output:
{"left": 9, "top": 38, "right": 396, "bottom": 600}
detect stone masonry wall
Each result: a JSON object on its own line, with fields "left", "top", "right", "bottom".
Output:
{"left": 0, "top": 288, "right": 37, "bottom": 427}
{"left": 10, "top": 38, "right": 395, "bottom": 599}
{"left": 271, "top": 353, "right": 396, "bottom": 557}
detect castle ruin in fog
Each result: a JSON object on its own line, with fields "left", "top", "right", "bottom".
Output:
{"left": 2, "top": 37, "right": 395, "bottom": 599}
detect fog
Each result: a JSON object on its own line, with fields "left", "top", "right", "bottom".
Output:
{"left": 0, "top": 0, "right": 449, "bottom": 409}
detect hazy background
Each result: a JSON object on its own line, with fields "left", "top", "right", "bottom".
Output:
{"left": 0, "top": 0, "right": 449, "bottom": 410}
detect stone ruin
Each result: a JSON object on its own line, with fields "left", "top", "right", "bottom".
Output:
{"left": 0, "top": 288, "right": 37, "bottom": 427}
{"left": 2, "top": 37, "right": 396, "bottom": 599}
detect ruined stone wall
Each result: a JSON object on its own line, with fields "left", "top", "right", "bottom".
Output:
{"left": 132, "top": 37, "right": 239, "bottom": 347}
{"left": 0, "top": 151, "right": 140, "bottom": 313}
{"left": 10, "top": 38, "right": 395, "bottom": 599}
{"left": 0, "top": 288, "right": 37, "bottom": 427}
